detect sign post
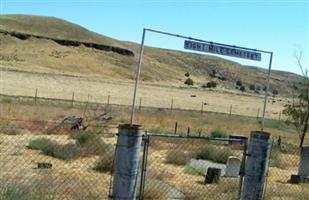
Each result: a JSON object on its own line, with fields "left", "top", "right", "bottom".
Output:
{"left": 130, "top": 28, "right": 273, "bottom": 132}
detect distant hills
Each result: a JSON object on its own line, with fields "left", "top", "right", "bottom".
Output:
{"left": 0, "top": 14, "right": 301, "bottom": 96}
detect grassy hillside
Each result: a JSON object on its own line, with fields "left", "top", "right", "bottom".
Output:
{"left": 0, "top": 14, "right": 301, "bottom": 96}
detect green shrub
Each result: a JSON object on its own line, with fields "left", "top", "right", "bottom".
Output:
{"left": 210, "top": 129, "right": 227, "bottom": 138}
{"left": 206, "top": 81, "right": 217, "bottom": 88}
{"left": 165, "top": 150, "right": 191, "bottom": 165}
{"left": 52, "top": 143, "right": 82, "bottom": 160}
{"left": 76, "top": 132, "right": 96, "bottom": 146}
{"left": 0, "top": 97, "right": 12, "bottom": 104}
{"left": 236, "top": 80, "right": 242, "bottom": 87}
{"left": 240, "top": 85, "right": 246, "bottom": 92}
{"left": 27, "top": 138, "right": 55, "bottom": 156}
{"left": 249, "top": 84, "right": 255, "bottom": 90}
{"left": 194, "top": 145, "right": 232, "bottom": 164}
{"left": 0, "top": 184, "right": 53, "bottom": 200}
{"left": 93, "top": 153, "right": 114, "bottom": 172}
{"left": 184, "top": 78, "right": 194, "bottom": 86}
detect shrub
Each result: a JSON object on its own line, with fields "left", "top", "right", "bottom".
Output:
{"left": 52, "top": 143, "right": 82, "bottom": 160}
{"left": 76, "top": 132, "right": 96, "bottom": 146}
{"left": 249, "top": 84, "right": 255, "bottom": 90}
{"left": 184, "top": 78, "right": 194, "bottom": 86}
{"left": 185, "top": 72, "right": 190, "bottom": 77}
{"left": 1, "top": 126, "right": 20, "bottom": 135}
{"left": 206, "top": 81, "right": 217, "bottom": 88}
{"left": 165, "top": 150, "right": 191, "bottom": 165}
{"left": 240, "top": 85, "right": 245, "bottom": 92}
{"left": 236, "top": 80, "right": 242, "bottom": 87}
{"left": 1, "top": 97, "right": 12, "bottom": 104}
{"left": 194, "top": 145, "right": 232, "bottom": 164}
{"left": 272, "top": 89, "right": 279, "bottom": 96}
{"left": 210, "top": 129, "right": 227, "bottom": 138}
{"left": 0, "top": 184, "right": 53, "bottom": 200}
{"left": 27, "top": 138, "right": 56, "bottom": 155}
{"left": 93, "top": 153, "right": 114, "bottom": 172}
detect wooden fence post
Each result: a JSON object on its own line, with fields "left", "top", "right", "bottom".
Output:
{"left": 139, "top": 97, "right": 142, "bottom": 111}
{"left": 229, "top": 104, "right": 233, "bottom": 116}
{"left": 171, "top": 98, "right": 174, "bottom": 112}
{"left": 201, "top": 102, "right": 204, "bottom": 114}
{"left": 257, "top": 108, "right": 260, "bottom": 119}
{"left": 174, "top": 122, "right": 178, "bottom": 135}
{"left": 107, "top": 95, "right": 110, "bottom": 106}
{"left": 34, "top": 88, "right": 38, "bottom": 105}
{"left": 71, "top": 92, "right": 75, "bottom": 107}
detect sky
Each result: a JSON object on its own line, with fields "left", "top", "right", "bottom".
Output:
{"left": 0, "top": 0, "right": 308, "bottom": 75}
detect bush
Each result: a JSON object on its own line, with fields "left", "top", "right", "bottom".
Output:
{"left": 52, "top": 143, "right": 82, "bottom": 160}
{"left": 27, "top": 138, "right": 56, "bottom": 155}
{"left": 165, "top": 150, "right": 191, "bottom": 165}
{"left": 249, "top": 84, "right": 255, "bottom": 90}
{"left": 184, "top": 78, "right": 194, "bottom": 86}
{"left": 210, "top": 129, "right": 227, "bottom": 138}
{"left": 194, "top": 145, "right": 232, "bottom": 164}
{"left": 272, "top": 89, "right": 279, "bottom": 96}
{"left": 93, "top": 153, "right": 114, "bottom": 172}
{"left": 240, "top": 85, "right": 245, "bottom": 92}
{"left": 206, "top": 81, "right": 217, "bottom": 88}
{"left": 236, "top": 80, "right": 242, "bottom": 87}
{"left": 76, "top": 132, "right": 96, "bottom": 146}
{"left": 1, "top": 97, "right": 12, "bottom": 104}
{"left": 185, "top": 72, "right": 190, "bottom": 77}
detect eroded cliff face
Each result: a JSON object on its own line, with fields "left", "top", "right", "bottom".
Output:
{"left": 0, "top": 30, "right": 134, "bottom": 57}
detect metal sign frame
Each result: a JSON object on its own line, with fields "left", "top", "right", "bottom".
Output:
{"left": 130, "top": 28, "right": 273, "bottom": 131}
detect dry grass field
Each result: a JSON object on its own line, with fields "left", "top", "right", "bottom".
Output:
{"left": 0, "top": 67, "right": 289, "bottom": 120}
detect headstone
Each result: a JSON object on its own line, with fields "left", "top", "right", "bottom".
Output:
{"left": 204, "top": 167, "right": 221, "bottom": 184}
{"left": 224, "top": 156, "right": 241, "bottom": 177}
{"left": 188, "top": 159, "right": 226, "bottom": 175}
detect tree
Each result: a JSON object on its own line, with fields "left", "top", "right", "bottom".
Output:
{"left": 283, "top": 51, "right": 308, "bottom": 147}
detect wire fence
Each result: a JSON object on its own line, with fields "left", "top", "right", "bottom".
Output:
{"left": 0, "top": 114, "right": 116, "bottom": 200}
{"left": 139, "top": 135, "right": 246, "bottom": 200}
{"left": 1, "top": 97, "right": 309, "bottom": 200}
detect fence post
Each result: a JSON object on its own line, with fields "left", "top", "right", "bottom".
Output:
{"left": 71, "top": 92, "right": 74, "bottom": 107}
{"left": 278, "top": 111, "right": 281, "bottom": 121}
{"left": 107, "top": 95, "right": 110, "bottom": 106}
{"left": 112, "top": 124, "right": 143, "bottom": 199}
{"left": 139, "top": 97, "right": 142, "bottom": 111}
{"left": 229, "top": 104, "right": 232, "bottom": 116}
{"left": 174, "top": 122, "right": 178, "bottom": 135}
{"left": 201, "top": 102, "right": 204, "bottom": 114}
{"left": 171, "top": 98, "right": 174, "bottom": 112}
{"left": 240, "top": 131, "right": 272, "bottom": 200}
{"left": 257, "top": 108, "right": 260, "bottom": 119}
{"left": 34, "top": 88, "right": 38, "bottom": 105}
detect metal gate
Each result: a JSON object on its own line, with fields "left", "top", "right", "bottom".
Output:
{"left": 138, "top": 133, "right": 247, "bottom": 200}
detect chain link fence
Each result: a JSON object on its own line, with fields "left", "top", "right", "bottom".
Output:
{"left": 0, "top": 107, "right": 116, "bottom": 200}
{"left": 138, "top": 134, "right": 246, "bottom": 200}
{"left": 1, "top": 96, "right": 309, "bottom": 200}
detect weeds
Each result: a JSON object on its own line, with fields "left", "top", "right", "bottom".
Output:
{"left": 194, "top": 145, "right": 232, "bottom": 164}
{"left": 165, "top": 150, "right": 191, "bottom": 166}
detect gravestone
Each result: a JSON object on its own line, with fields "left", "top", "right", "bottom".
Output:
{"left": 204, "top": 167, "right": 221, "bottom": 184}
{"left": 224, "top": 156, "right": 241, "bottom": 177}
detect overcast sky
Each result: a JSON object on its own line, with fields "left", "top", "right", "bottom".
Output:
{"left": 1, "top": 0, "right": 308, "bottom": 74}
